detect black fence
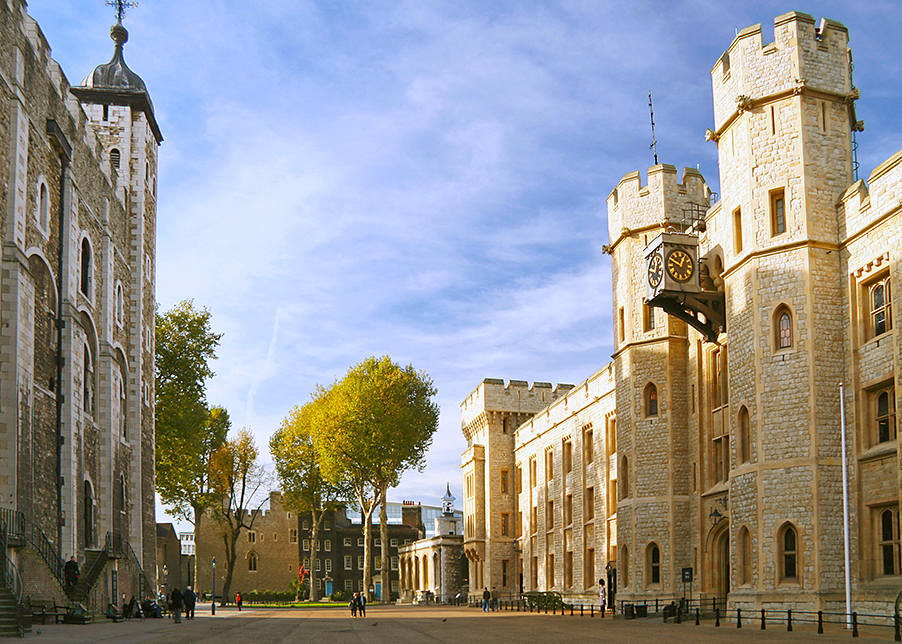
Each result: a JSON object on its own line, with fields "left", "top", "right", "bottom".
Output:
{"left": 461, "top": 593, "right": 902, "bottom": 639}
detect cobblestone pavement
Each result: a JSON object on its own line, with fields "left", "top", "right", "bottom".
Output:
{"left": 7, "top": 604, "right": 897, "bottom": 644}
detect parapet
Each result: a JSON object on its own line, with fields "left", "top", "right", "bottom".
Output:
{"left": 710, "top": 12, "right": 851, "bottom": 132}
{"left": 607, "top": 165, "right": 709, "bottom": 246}
{"left": 839, "top": 148, "right": 902, "bottom": 240}
{"left": 460, "top": 378, "right": 577, "bottom": 433}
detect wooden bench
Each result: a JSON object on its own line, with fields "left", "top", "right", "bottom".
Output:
{"left": 30, "top": 598, "right": 67, "bottom": 624}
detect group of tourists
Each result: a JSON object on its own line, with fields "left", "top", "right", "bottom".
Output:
{"left": 167, "top": 585, "right": 197, "bottom": 623}
{"left": 347, "top": 592, "right": 368, "bottom": 617}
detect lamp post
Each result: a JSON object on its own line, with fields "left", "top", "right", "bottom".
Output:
{"left": 211, "top": 557, "right": 216, "bottom": 616}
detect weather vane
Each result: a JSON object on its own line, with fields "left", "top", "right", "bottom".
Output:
{"left": 106, "top": 0, "right": 137, "bottom": 23}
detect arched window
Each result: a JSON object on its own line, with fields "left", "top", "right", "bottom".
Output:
{"left": 83, "top": 344, "right": 93, "bottom": 415}
{"left": 778, "top": 523, "right": 798, "bottom": 582}
{"left": 880, "top": 508, "right": 900, "bottom": 576}
{"left": 84, "top": 480, "right": 94, "bottom": 548}
{"left": 645, "top": 383, "right": 658, "bottom": 418}
{"left": 39, "top": 181, "right": 49, "bottom": 229}
{"left": 119, "top": 367, "right": 127, "bottom": 438}
{"left": 775, "top": 306, "right": 792, "bottom": 349}
{"left": 116, "top": 283, "right": 125, "bottom": 326}
{"left": 110, "top": 148, "right": 121, "bottom": 170}
{"left": 738, "top": 406, "right": 750, "bottom": 464}
{"left": 870, "top": 277, "right": 892, "bottom": 337}
{"left": 80, "top": 237, "right": 92, "bottom": 296}
{"left": 738, "top": 526, "right": 752, "bottom": 585}
{"left": 876, "top": 390, "right": 896, "bottom": 444}
{"left": 620, "top": 455, "right": 629, "bottom": 500}
{"left": 248, "top": 551, "right": 258, "bottom": 572}
{"left": 646, "top": 543, "right": 661, "bottom": 586}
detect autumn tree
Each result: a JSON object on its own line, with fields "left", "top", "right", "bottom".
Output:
{"left": 208, "top": 428, "right": 270, "bottom": 604}
{"left": 155, "top": 300, "right": 228, "bottom": 576}
{"left": 312, "top": 357, "right": 439, "bottom": 602}
{"left": 270, "top": 399, "right": 350, "bottom": 600}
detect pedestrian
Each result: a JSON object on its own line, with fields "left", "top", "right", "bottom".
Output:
{"left": 64, "top": 556, "right": 80, "bottom": 589}
{"left": 357, "top": 591, "right": 366, "bottom": 617}
{"left": 491, "top": 586, "right": 499, "bottom": 611}
{"left": 482, "top": 588, "right": 490, "bottom": 612}
{"left": 599, "top": 578, "right": 606, "bottom": 612}
{"left": 236, "top": 591, "right": 243, "bottom": 611}
{"left": 170, "top": 587, "right": 184, "bottom": 624}
{"left": 184, "top": 585, "right": 196, "bottom": 619}
{"left": 349, "top": 593, "right": 358, "bottom": 617}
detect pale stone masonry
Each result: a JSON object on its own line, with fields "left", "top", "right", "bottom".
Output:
{"left": 463, "top": 12, "right": 902, "bottom": 614}
{"left": 0, "top": 0, "right": 160, "bottom": 603}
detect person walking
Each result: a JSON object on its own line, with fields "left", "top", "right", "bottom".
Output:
{"left": 236, "top": 591, "right": 243, "bottom": 611}
{"left": 599, "top": 579, "right": 606, "bottom": 612}
{"left": 64, "top": 556, "right": 80, "bottom": 590}
{"left": 170, "top": 587, "right": 184, "bottom": 624}
{"left": 482, "top": 588, "right": 490, "bottom": 612}
{"left": 184, "top": 586, "right": 196, "bottom": 619}
{"left": 357, "top": 591, "right": 366, "bottom": 617}
{"left": 491, "top": 587, "right": 499, "bottom": 611}
{"left": 349, "top": 593, "right": 358, "bottom": 617}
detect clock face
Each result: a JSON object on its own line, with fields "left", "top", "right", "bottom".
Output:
{"left": 647, "top": 252, "right": 663, "bottom": 288}
{"left": 666, "top": 248, "right": 694, "bottom": 283}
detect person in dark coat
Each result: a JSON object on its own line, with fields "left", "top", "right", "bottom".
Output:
{"left": 357, "top": 592, "right": 366, "bottom": 617}
{"left": 170, "top": 587, "right": 184, "bottom": 623}
{"left": 64, "top": 556, "right": 80, "bottom": 589}
{"left": 183, "top": 586, "right": 197, "bottom": 619}
{"left": 349, "top": 593, "right": 358, "bottom": 617}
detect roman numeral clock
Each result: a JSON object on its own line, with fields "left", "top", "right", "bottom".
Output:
{"left": 644, "top": 232, "right": 725, "bottom": 342}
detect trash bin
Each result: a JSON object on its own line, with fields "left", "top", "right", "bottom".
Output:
{"left": 636, "top": 604, "right": 648, "bottom": 618}
{"left": 624, "top": 603, "right": 635, "bottom": 619}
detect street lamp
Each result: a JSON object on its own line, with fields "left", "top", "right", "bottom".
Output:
{"left": 211, "top": 557, "right": 216, "bottom": 616}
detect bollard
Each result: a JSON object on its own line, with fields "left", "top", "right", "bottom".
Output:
{"left": 580, "top": 604, "right": 584, "bottom": 617}
{"left": 818, "top": 610, "right": 824, "bottom": 634}
{"left": 656, "top": 598, "right": 659, "bottom": 613}
{"left": 788, "top": 609, "right": 792, "bottom": 632}
{"left": 696, "top": 607, "right": 700, "bottom": 625}
{"left": 737, "top": 607, "right": 742, "bottom": 628}
{"left": 570, "top": 604, "right": 574, "bottom": 616}
{"left": 715, "top": 608, "right": 721, "bottom": 627}
{"left": 852, "top": 612, "right": 859, "bottom": 638}
{"left": 895, "top": 613, "right": 901, "bottom": 642}
{"left": 590, "top": 604, "right": 594, "bottom": 618}
{"left": 761, "top": 608, "right": 766, "bottom": 629}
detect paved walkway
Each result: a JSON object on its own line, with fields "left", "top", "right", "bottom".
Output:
{"left": 5, "top": 604, "right": 897, "bottom": 643}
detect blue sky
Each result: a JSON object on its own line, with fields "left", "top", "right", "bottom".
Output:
{"left": 28, "top": 1, "right": 902, "bottom": 530}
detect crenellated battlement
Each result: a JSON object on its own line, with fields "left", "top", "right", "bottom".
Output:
{"left": 460, "top": 378, "right": 574, "bottom": 434}
{"left": 606, "top": 164, "right": 709, "bottom": 247}
{"left": 711, "top": 12, "right": 851, "bottom": 132}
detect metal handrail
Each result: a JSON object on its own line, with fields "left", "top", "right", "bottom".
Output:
{"left": 24, "top": 522, "right": 64, "bottom": 588}
{"left": 125, "top": 539, "right": 153, "bottom": 598}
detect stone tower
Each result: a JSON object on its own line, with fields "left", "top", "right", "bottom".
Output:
{"left": 461, "top": 379, "right": 573, "bottom": 592}
{"left": 70, "top": 11, "right": 162, "bottom": 571}
{"left": 606, "top": 165, "right": 710, "bottom": 601}
{"left": 704, "top": 13, "right": 856, "bottom": 607}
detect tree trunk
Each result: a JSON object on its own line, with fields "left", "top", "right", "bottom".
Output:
{"left": 379, "top": 485, "right": 389, "bottom": 603}
{"left": 220, "top": 527, "right": 240, "bottom": 605}
{"left": 309, "top": 510, "right": 320, "bottom": 601}
{"left": 193, "top": 505, "right": 203, "bottom": 595}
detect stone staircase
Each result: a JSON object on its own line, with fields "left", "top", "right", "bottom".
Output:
{"left": 0, "top": 585, "right": 23, "bottom": 637}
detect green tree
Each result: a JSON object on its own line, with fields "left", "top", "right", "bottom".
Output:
{"left": 208, "top": 428, "right": 270, "bottom": 605}
{"left": 312, "top": 357, "right": 439, "bottom": 602}
{"left": 270, "top": 399, "right": 350, "bottom": 601}
{"left": 155, "top": 300, "right": 227, "bottom": 595}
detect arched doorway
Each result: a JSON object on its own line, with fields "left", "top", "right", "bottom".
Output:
{"left": 712, "top": 525, "right": 730, "bottom": 601}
